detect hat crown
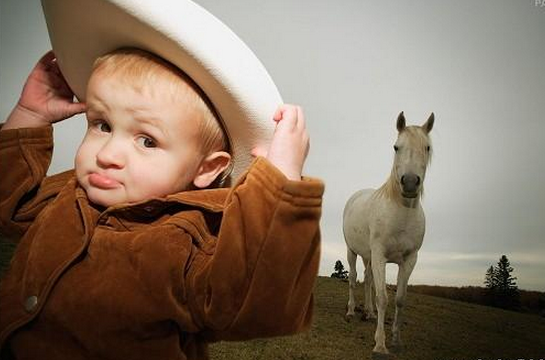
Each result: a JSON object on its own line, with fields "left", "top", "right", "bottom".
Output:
{"left": 42, "top": 0, "right": 283, "bottom": 185}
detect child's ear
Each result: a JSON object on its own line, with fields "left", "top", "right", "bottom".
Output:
{"left": 192, "top": 151, "right": 231, "bottom": 189}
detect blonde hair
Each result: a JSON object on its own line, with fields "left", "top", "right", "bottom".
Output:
{"left": 91, "top": 48, "right": 229, "bottom": 156}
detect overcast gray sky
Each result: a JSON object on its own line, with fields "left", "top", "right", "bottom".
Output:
{"left": 1, "top": 0, "right": 544, "bottom": 291}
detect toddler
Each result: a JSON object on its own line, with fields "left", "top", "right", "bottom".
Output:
{"left": 0, "top": 48, "right": 323, "bottom": 359}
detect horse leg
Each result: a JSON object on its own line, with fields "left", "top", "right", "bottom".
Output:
{"left": 371, "top": 250, "right": 389, "bottom": 356}
{"left": 345, "top": 247, "right": 358, "bottom": 321}
{"left": 392, "top": 252, "right": 418, "bottom": 353}
{"left": 363, "top": 257, "right": 376, "bottom": 320}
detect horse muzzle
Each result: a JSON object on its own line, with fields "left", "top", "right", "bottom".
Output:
{"left": 401, "top": 174, "right": 420, "bottom": 198}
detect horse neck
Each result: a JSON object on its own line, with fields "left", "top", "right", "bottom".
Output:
{"left": 375, "top": 167, "right": 421, "bottom": 209}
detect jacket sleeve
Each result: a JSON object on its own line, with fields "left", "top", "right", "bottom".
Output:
{"left": 0, "top": 126, "right": 71, "bottom": 240}
{"left": 187, "top": 157, "right": 324, "bottom": 341}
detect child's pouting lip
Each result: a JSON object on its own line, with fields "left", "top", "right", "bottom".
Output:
{"left": 88, "top": 172, "right": 122, "bottom": 189}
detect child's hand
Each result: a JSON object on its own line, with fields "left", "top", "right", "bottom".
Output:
{"left": 3, "top": 51, "right": 86, "bottom": 130}
{"left": 252, "top": 104, "right": 310, "bottom": 181}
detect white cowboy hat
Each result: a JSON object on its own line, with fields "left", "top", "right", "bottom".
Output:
{"left": 41, "top": 0, "right": 283, "bottom": 185}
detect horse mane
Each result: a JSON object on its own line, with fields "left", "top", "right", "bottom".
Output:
{"left": 374, "top": 168, "right": 405, "bottom": 206}
{"left": 373, "top": 126, "right": 432, "bottom": 206}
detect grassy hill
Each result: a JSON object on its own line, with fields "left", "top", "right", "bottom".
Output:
{"left": 1, "top": 245, "right": 544, "bottom": 359}
{"left": 209, "top": 276, "right": 545, "bottom": 360}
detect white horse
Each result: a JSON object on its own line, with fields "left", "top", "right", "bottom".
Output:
{"left": 343, "top": 112, "right": 434, "bottom": 358}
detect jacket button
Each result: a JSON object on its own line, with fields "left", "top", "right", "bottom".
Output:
{"left": 24, "top": 296, "right": 38, "bottom": 313}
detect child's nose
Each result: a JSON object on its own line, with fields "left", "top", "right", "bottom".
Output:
{"left": 96, "top": 138, "right": 125, "bottom": 169}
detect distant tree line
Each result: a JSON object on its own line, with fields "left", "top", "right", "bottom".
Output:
{"left": 330, "top": 255, "right": 545, "bottom": 316}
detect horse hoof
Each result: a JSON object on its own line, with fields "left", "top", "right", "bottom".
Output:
{"left": 344, "top": 314, "right": 355, "bottom": 323}
{"left": 371, "top": 351, "right": 395, "bottom": 360}
{"left": 362, "top": 312, "right": 377, "bottom": 322}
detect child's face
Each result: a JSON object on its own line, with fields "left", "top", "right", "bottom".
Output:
{"left": 75, "top": 71, "right": 206, "bottom": 207}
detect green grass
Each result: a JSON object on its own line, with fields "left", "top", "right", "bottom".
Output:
{"left": 209, "top": 276, "right": 545, "bottom": 360}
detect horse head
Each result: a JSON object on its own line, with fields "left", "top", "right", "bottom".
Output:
{"left": 393, "top": 112, "right": 434, "bottom": 199}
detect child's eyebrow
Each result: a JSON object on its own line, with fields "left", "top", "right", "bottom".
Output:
{"left": 131, "top": 111, "right": 168, "bottom": 138}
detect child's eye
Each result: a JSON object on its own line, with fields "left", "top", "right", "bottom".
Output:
{"left": 100, "top": 123, "right": 111, "bottom": 132}
{"left": 93, "top": 121, "right": 111, "bottom": 133}
{"left": 137, "top": 136, "right": 157, "bottom": 148}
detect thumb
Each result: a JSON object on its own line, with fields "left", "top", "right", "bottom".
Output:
{"left": 70, "top": 102, "right": 87, "bottom": 114}
{"left": 251, "top": 146, "right": 268, "bottom": 158}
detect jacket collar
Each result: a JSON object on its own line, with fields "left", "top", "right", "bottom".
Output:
{"left": 70, "top": 174, "right": 228, "bottom": 229}
{"left": 86, "top": 187, "right": 229, "bottom": 221}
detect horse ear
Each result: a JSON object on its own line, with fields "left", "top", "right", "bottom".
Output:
{"left": 396, "top": 111, "right": 406, "bottom": 132}
{"left": 422, "top": 112, "right": 434, "bottom": 133}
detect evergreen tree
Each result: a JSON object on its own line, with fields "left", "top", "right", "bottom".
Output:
{"left": 495, "top": 255, "right": 520, "bottom": 309}
{"left": 331, "top": 260, "right": 349, "bottom": 279}
{"left": 484, "top": 265, "right": 497, "bottom": 289}
{"left": 484, "top": 255, "right": 520, "bottom": 310}
{"left": 484, "top": 265, "right": 498, "bottom": 306}
{"left": 495, "top": 255, "right": 516, "bottom": 289}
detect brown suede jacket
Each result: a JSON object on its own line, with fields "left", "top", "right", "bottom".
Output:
{"left": 0, "top": 126, "right": 324, "bottom": 360}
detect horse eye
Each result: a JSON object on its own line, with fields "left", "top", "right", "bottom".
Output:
{"left": 393, "top": 145, "right": 399, "bottom": 152}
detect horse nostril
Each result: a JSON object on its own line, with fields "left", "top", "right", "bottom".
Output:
{"left": 401, "top": 174, "right": 420, "bottom": 190}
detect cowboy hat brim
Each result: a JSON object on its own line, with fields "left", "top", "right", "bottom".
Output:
{"left": 41, "top": 0, "right": 283, "bottom": 184}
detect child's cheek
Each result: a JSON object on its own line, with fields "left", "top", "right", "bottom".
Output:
{"left": 75, "top": 139, "right": 93, "bottom": 167}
